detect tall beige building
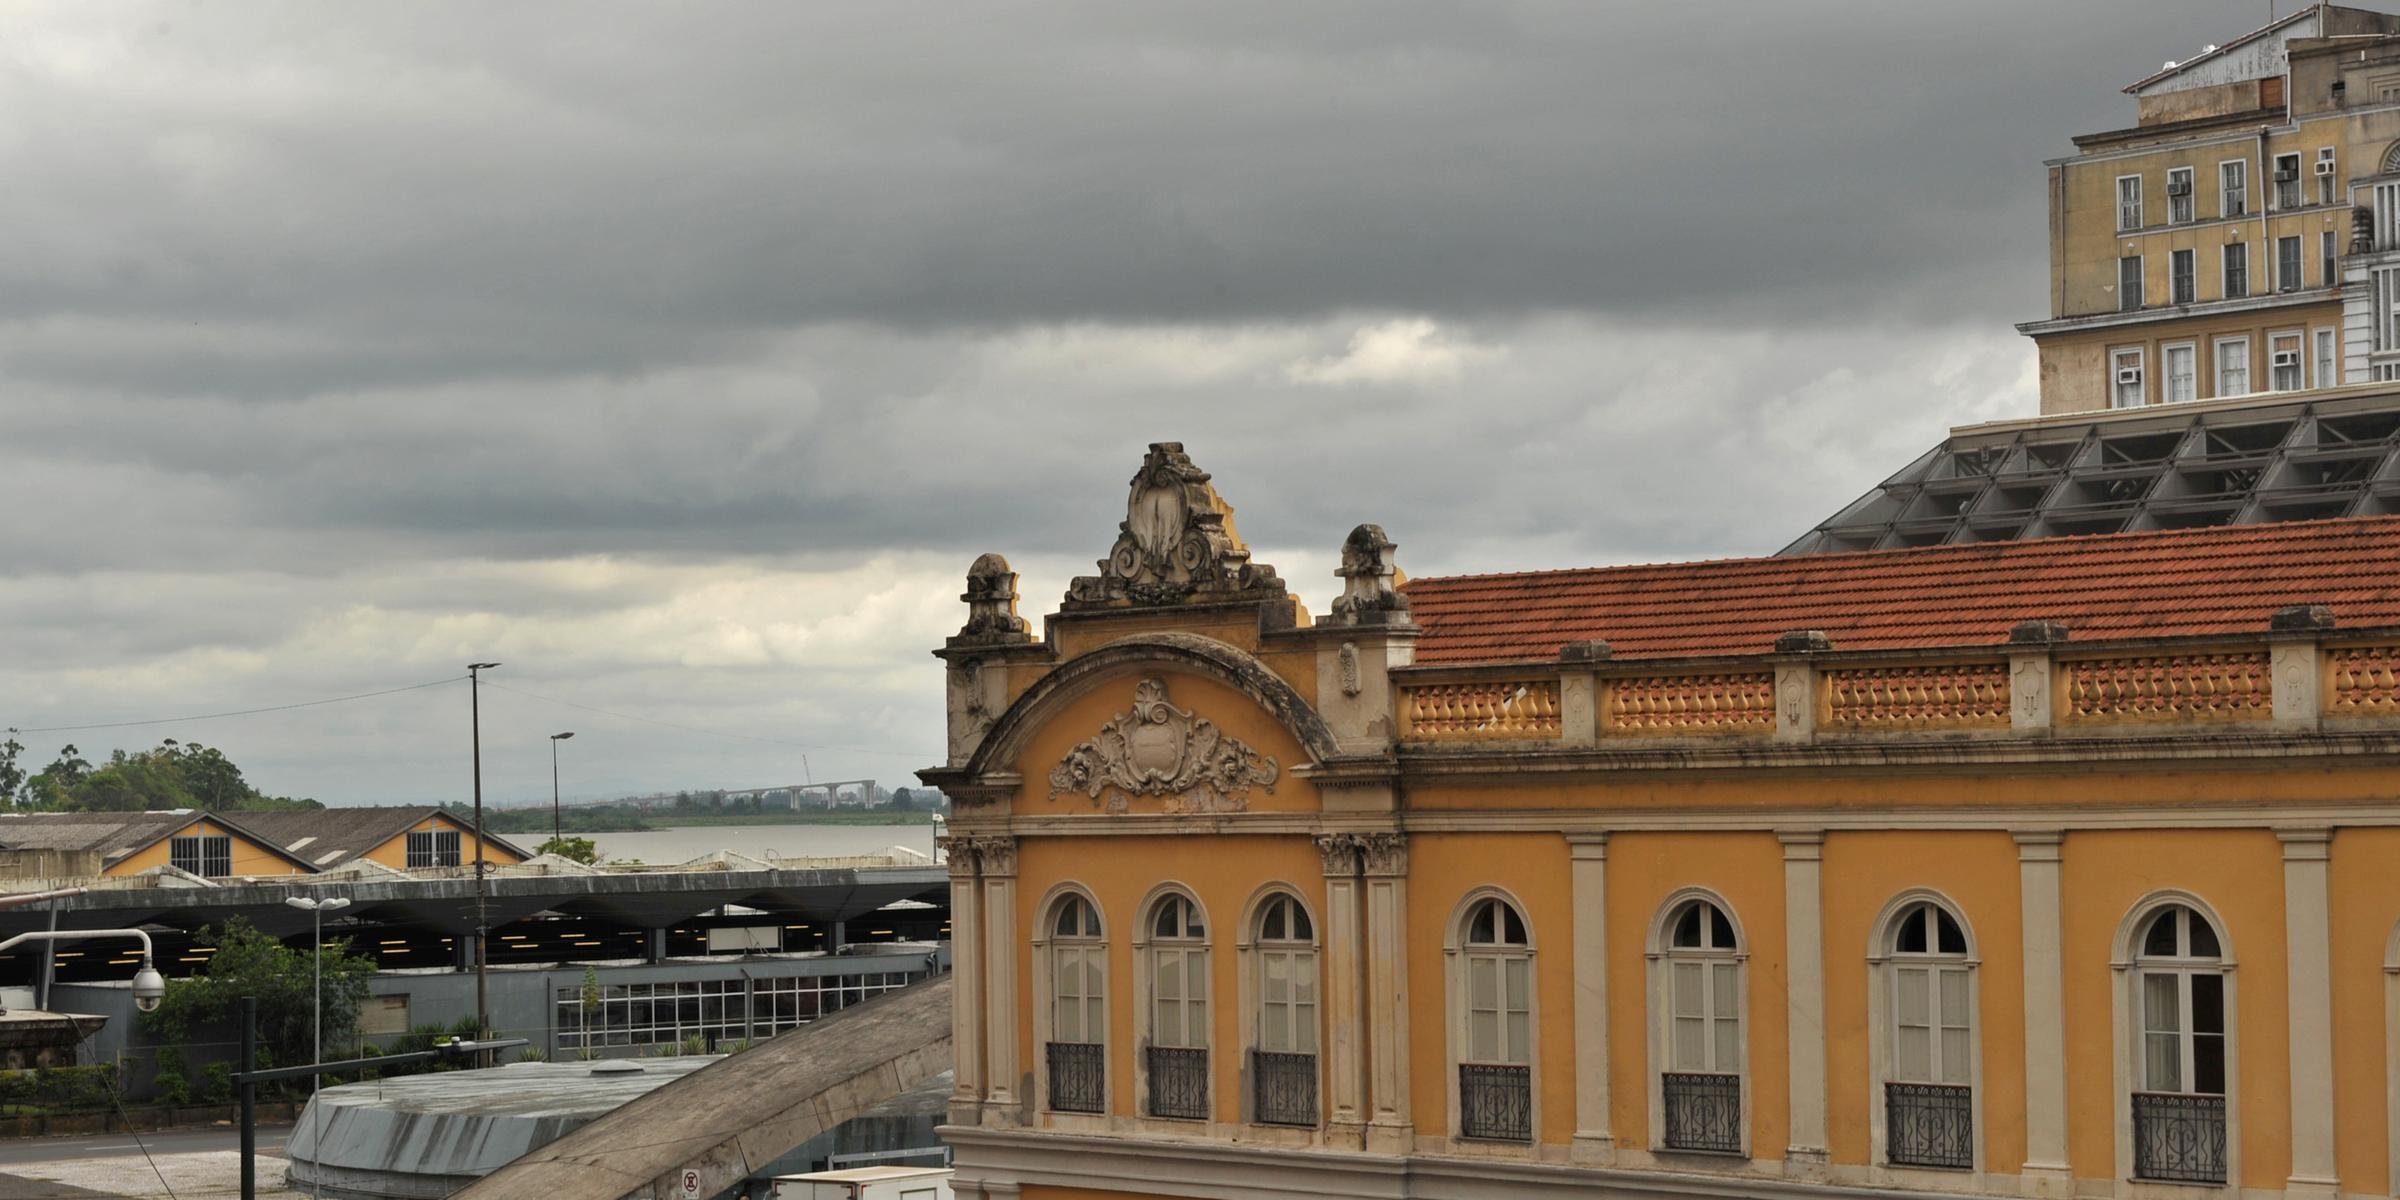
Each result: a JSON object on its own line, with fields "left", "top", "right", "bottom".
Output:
{"left": 2021, "top": 4, "right": 2400, "bottom": 413}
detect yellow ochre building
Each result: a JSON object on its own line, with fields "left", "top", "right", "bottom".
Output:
{"left": 923, "top": 442, "right": 2400, "bottom": 1200}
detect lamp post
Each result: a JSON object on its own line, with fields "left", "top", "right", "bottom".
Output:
{"left": 549, "top": 732, "right": 574, "bottom": 845}
{"left": 929, "top": 811, "right": 945, "bottom": 862}
{"left": 283, "top": 895, "right": 351, "bottom": 1200}
{"left": 467, "top": 661, "right": 500, "bottom": 1058}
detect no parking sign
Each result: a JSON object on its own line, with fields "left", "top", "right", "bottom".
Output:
{"left": 678, "top": 1168, "right": 703, "bottom": 1198}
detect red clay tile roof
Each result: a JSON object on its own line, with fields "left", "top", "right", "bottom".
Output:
{"left": 1402, "top": 515, "right": 2400, "bottom": 666}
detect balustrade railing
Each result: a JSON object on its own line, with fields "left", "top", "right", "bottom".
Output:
{"left": 2132, "top": 1091, "right": 2227, "bottom": 1184}
{"left": 1661, "top": 1071, "right": 1742, "bottom": 1154}
{"left": 1458, "top": 1062, "right": 1532, "bottom": 1141}
{"left": 1885, "top": 1081, "right": 1973, "bottom": 1169}
{"left": 1250, "top": 1049, "right": 1317, "bottom": 1127}
{"left": 1046, "top": 1041, "right": 1105, "bottom": 1114}
{"left": 1145, "top": 1045, "right": 1209, "bottom": 1120}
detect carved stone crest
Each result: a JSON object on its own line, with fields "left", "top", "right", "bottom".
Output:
{"left": 1328, "top": 524, "right": 1410, "bottom": 626}
{"left": 1048, "top": 677, "right": 1280, "bottom": 813}
{"left": 951, "top": 553, "right": 1033, "bottom": 646}
{"left": 1064, "top": 444, "right": 1288, "bottom": 610}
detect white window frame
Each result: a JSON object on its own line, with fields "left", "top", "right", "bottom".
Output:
{"left": 1442, "top": 887, "right": 1539, "bottom": 1151}
{"left": 2213, "top": 335, "right": 2252, "bottom": 398}
{"left": 2111, "top": 893, "right": 2240, "bottom": 1191}
{"left": 2111, "top": 347, "right": 2147, "bottom": 409}
{"left": 2219, "top": 159, "right": 2247, "bottom": 218}
{"left": 1031, "top": 885, "right": 1110, "bottom": 1123}
{"left": 2170, "top": 248, "right": 2195, "bottom": 306}
{"left": 2164, "top": 342, "right": 2198, "bottom": 404}
{"left": 1236, "top": 887, "right": 1322, "bottom": 1134}
{"left": 2315, "top": 327, "right": 2337, "bottom": 389}
{"left": 2222, "top": 241, "right": 2249, "bottom": 299}
{"left": 2168, "top": 166, "right": 2195, "bottom": 225}
{"left": 2318, "top": 147, "right": 2338, "bottom": 207}
{"left": 1132, "top": 886, "right": 1212, "bottom": 1123}
{"left": 2269, "top": 329, "right": 2306, "bottom": 392}
{"left": 1645, "top": 888, "right": 1749, "bottom": 1158}
{"left": 2377, "top": 181, "right": 2400, "bottom": 253}
{"left": 2118, "top": 173, "right": 2145, "bottom": 231}
{"left": 2274, "top": 151, "right": 2303, "bottom": 210}
{"left": 1865, "top": 891, "right": 1985, "bottom": 1180}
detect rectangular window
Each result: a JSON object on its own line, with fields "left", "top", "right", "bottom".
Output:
{"left": 2319, "top": 147, "right": 2339, "bottom": 207}
{"left": 2118, "top": 174, "right": 2144, "bottom": 231}
{"left": 2324, "top": 230, "right": 2338, "bottom": 288}
{"left": 2378, "top": 265, "right": 2400, "bottom": 351}
{"left": 2165, "top": 343, "right": 2197, "bottom": 404}
{"left": 2317, "top": 327, "right": 2337, "bottom": 388}
{"left": 2278, "top": 235, "right": 2303, "bottom": 292}
{"left": 2274, "top": 152, "right": 2302, "bottom": 210}
{"left": 2220, "top": 160, "right": 2247, "bottom": 218}
{"left": 2171, "top": 249, "right": 2195, "bottom": 305}
{"left": 2271, "top": 330, "right": 2305, "bottom": 391}
{"left": 2215, "top": 336, "right": 2252, "bottom": 397}
{"left": 2379, "top": 182, "right": 2400, "bottom": 252}
{"left": 405, "top": 829, "right": 462, "bottom": 869}
{"left": 2168, "top": 166, "right": 2195, "bottom": 224}
{"left": 2223, "top": 242, "right": 2248, "bottom": 298}
{"left": 169, "top": 834, "right": 233, "bottom": 878}
{"left": 2112, "top": 348, "right": 2146, "bottom": 409}
{"left": 2119, "top": 255, "right": 2143, "bottom": 311}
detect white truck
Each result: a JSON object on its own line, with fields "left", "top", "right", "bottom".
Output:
{"left": 767, "top": 1166, "right": 952, "bottom": 1200}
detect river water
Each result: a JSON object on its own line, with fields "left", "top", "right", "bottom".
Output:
{"left": 585, "top": 823, "right": 938, "bottom": 865}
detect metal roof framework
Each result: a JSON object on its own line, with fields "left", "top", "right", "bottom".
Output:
{"left": 1782, "top": 392, "right": 2400, "bottom": 555}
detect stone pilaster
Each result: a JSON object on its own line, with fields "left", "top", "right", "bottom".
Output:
{"left": 2015, "top": 831, "right": 2072, "bottom": 1194}
{"left": 2281, "top": 828, "right": 2339, "bottom": 1199}
{"left": 975, "top": 836, "right": 1021, "bottom": 1123}
{"left": 1568, "top": 835, "right": 1613, "bottom": 1164}
{"left": 943, "top": 837, "right": 987, "bottom": 1126}
{"left": 1779, "top": 830, "right": 1828, "bottom": 1175}
{"left": 1360, "top": 833, "right": 1413, "bottom": 1153}
{"left": 1316, "top": 834, "right": 1370, "bottom": 1147}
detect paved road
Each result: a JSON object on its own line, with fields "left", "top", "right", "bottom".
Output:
{"left": 0, "top": 1124, "right": 290, "bottom": 1165}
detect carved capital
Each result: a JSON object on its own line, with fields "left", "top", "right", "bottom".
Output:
{"left": 1328, "top": 524, "right": 1411, "bottom": 626}
{"left": 1357, "top": 832, "right": 1408, "bottom": 876}
{"left": 1047, "top": 676, "right": 1278, "bottom": 814}
{"left": 1315, "top": 833, "right": 1362, "bottom": 876}
{"left": 966, "top": 835, "right": 1018, "bottom": 877}
{"left": 937, "top": 835, "right": 978, "bottom": 878}
{"left": 1063, "top": 443, "right": 1288, "bottom": 611}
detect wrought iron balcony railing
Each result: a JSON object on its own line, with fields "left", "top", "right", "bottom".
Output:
{"left": 1885, "top": 1081, "right": 1973, "bottom": 1169}
{"left": 1251, "top": 1049, "right": 1317, "bottom": 1127}
{"left": 1459, "top": 1062, "right": 1532, "bottom": 1141}
{"left": 1662, "top": 1071, "right": 1742, "bottom": 1154}
{"left": 1145, "top": 1045, "right": 1209, "bottom": 1120}
{"left": 1045, "top": 1040, "right": 1105, "bottom": 1114}
{"left": 2133, "top": 1091, "right": 2227, "bottom": 1184}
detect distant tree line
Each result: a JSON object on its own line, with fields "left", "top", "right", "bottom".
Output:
{"left": 0, "top": 735, "right": 323, "bottom": 813}
{"left": 454, "top": 785, "right": 948, "bottom": 834}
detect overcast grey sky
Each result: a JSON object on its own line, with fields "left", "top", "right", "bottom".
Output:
{"left": 0, "top": 0, "right": 2286, "bottom": 809}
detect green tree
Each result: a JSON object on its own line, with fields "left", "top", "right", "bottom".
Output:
{"left": 139, "top": 917, "right": 375, "bottom": 1084}
{"left": 0, "top": 732, "right": 24, "bottom": 809}
{"left": 536, "top": 836, "right": 598, "bottom": 864}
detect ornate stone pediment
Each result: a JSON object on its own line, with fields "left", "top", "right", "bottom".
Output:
{"left": 1064, "top": 443, "right": 1287, "bottom": 610}
{"left": 1047, "top": 677, "right": 1280, "bottom": 814}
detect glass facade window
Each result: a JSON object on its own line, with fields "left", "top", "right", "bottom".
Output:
{"left": 553, "top": 970, "right": 921, "bottom": 1050}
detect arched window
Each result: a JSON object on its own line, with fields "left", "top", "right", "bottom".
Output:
{"left": 1455, "top": 895, "right": 1533, "bottom": 1142}
{"left": 1143, "top": 893, "right": 1210, "bottom": 1120}
{"left": 1656, "top": 896, "right": 1743, "bottom": 1155}
{"left": 1250, "top": 893, "right": 1318, "bottom": 1127}
{"left": 2128, "top": 903, "right": 2228, "bottom": 1185}
{"left": 1877, "top": 899, "right": 1975, "bottom": 1171}
{"left": 1045, "top": 893, "right": 1106, "bottom": 1114}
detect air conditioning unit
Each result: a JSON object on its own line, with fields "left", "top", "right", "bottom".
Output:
{"left": 2168, "top": 180, "right": 2192, "bottom": 197}
{"left": 2273, "top": 350, "right": 2301, "bottom": 368}
{"left": 2117, "top": 366, "right": 2144, "bottom": 385}
{"left": 2317, "top": 159, "right": 2338, "bottom": 176}
{"left": 2277, "top": 165, "right": 2300, "bottom": 182}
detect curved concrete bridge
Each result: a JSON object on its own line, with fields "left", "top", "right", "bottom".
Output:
{"left": 455, "top": 973, "right": 953, "bottom": 1200}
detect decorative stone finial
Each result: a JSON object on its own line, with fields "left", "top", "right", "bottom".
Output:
{"left": 1774, "top": 629, "right": 1834, "bottom": 653}
{"left": 1064, "top": 443, "right": 1288, "bottom": 610}
{"left": 1328, "top": 524, "right": 1411, "bottom": 626}
{"left": 950, "top": 553, "right": 1033, "bottom": 646}
{"left": 2007, "top": 619, "right": 2072, "bottom": 645}
{"left": 2271, "top": 603, "right": 2336, "bottom": 632}
{"left": 1558, "top": 638, "right": 1613, "bottom": 663}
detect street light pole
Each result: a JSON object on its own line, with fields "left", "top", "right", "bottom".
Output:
{"left": 284, "top": 895, "right": 350, "bottom": 1200}
{"left": 468, "top": 662, "right": 500, "bottom": 1058}
{"left": 549, "top": 732, "right": 574, "bottom": 845}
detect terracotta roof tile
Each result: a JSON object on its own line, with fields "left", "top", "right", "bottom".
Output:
{"left": 1402, "top": 515, "right": 2400, "bottom": 665}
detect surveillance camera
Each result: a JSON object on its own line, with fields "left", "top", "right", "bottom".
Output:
{"left": 131, "top": 966, "right": 166, "bottom": 1014}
